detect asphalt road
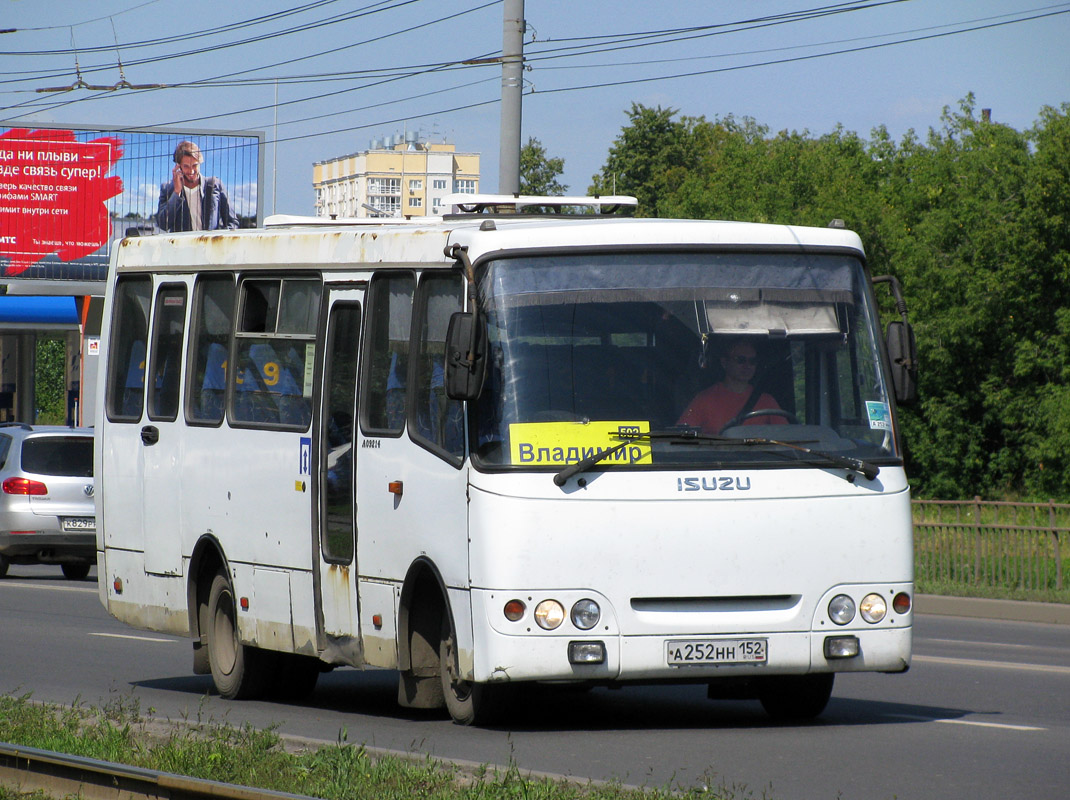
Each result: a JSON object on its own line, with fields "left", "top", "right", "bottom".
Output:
{"left": 2, "top": 564, "right": 1069, "bottom": 800}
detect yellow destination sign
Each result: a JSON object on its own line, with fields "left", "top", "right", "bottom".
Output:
{"left": 509, "top": 420, "right": 652, "bottom": 466}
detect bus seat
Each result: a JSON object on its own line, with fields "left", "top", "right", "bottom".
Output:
{"left": 198, "top": 342, "right": 227, "bottom": 420}
{"left": 233, "top": 364, "right": 268, "bottom": 422}
{"left": 385, "top": 351, "right": 406, "bottom": 429}
{"left": 122, "top": 340, "right": 146, "bottom": 417}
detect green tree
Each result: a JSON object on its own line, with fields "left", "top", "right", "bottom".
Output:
{"left": 1011, "top": 103, "right": 1070, "bottom": 496}
{"left": 519, "top": 136, "right": 567, "bottom": 196}
{"left": 589, "top": 103, "right": 711, "bottom": 217}
{"left": 874, "top": 97, "right": 1041, "bottom": 497}
{"left": 35, "top": 338, "right": 67, "bottom": 425}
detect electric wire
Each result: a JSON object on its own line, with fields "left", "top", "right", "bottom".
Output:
{"left": 530, "top": 8, "right": 1070, "bottom": 96}
{"left": 1, "top": 1, "right": 1063, "bottom": 154}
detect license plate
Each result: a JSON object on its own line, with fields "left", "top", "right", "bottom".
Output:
{"left": 666, "top": 638, "right": 767, "bottom": 666}
{"left": 62, "top": 517, "right": 96, "bottom": 532}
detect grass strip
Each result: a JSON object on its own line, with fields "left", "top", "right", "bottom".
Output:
{"left": 0, "top": 692, "right": 754, "bottom": 800}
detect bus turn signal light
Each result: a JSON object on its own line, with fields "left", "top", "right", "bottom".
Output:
{"left": 893, "top": 592, "right": 911, "bottom": 614}
{"left": 504, "top": 599, "right": 526, "bottom": 621}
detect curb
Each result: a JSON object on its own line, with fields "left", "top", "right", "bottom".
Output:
{"left": 916, "top": 594, "right": 1070, "bottom": 625}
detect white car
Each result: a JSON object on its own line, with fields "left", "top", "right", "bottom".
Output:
{"left": 0, "top": 424, "right": 95, "bottom": 580}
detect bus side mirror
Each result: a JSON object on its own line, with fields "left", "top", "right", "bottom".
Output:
{"left": 445, "top": 312, "right": 487, "bottom": 401}
{"left": 886, "top": 320, "right": 917, "bottom": 405}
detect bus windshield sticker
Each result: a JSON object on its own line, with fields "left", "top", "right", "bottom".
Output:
{"left": 866, "top": 401, "right": 891, "bottom": 431}
{"left": 509, "top": 421, "right": 652, "bottom": 466}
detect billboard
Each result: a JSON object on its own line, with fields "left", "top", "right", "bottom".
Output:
{"left": 0, "top": 124, "right": 262, "bottom": 287}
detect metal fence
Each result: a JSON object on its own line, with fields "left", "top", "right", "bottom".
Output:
{"left": 913, "top": 498, "right": 1068, "bottom": 594}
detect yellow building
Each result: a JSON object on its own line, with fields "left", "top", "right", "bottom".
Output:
{"left": 313, "top": 134, "right": 480, "bottom": 218}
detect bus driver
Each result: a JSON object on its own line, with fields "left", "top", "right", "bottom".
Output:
{"left": 676, "top": 338, "right": 785, "bottom": 434}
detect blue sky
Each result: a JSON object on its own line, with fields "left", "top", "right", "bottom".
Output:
{"left": 2, "top": 0, "right": 1067, "bottom": 217}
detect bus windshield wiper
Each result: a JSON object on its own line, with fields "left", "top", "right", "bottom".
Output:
{"left": 552, "top": 429, "right": 721, "bottom": 486}
{"left": 727, "top": 436, "right": 880, "bottom": 481}
{"left": 552, "top": 429, "right": 879, "bottom": 486}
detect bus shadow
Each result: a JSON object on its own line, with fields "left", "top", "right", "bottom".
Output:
{"left": 133, "top": 672, "right": 981, "bottom": 732}
{"left": 469, "top": 686, "right": 981, "bottom": 733}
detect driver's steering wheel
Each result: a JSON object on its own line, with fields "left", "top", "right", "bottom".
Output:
{"left": 719, "top": 408, "right": 799, "bottom": 433}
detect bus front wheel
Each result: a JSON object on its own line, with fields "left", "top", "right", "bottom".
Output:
{"left": 758, "top": 673, "right": 834, "bottom": 720}
{"left": 207, "top": 571, "right": 269, "bottom": 699}
{"left": 439, "top": 620, "right": 514, "bottom": 726}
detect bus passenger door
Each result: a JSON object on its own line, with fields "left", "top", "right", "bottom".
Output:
{"left": 141, "top": 283, "right": 188, "bottom": 575}
{"left": 314, "top": 288, "right": 363, "bottom": 657}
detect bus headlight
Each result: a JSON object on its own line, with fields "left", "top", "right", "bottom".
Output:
{"left": 828, "top": 594, "right": 856, "bottom": 625}
{"left": 570, "top": 599, "right": 601, "bottom": 630}
{"left": 859, "top": 593, "right": 888, "bottom": 623}
{"left": 534, "top": 599, "right": 565, "bottom": 630}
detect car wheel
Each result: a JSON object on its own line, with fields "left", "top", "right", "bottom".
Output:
{"left": 61, "top": 562, "right": 90, "bottom": 581}
{"left": 206, "top": 571, "right": 270, "bottom": 699}
{"left": 0, "top": 555, "right": 8, "bottom": 578}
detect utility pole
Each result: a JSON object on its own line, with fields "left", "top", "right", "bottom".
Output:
{"left": 498, "top": 0, "right": 524, "bottom": 195}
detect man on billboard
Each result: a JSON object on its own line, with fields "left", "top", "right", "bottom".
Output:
{"left": 156, "top": 140, "right": 239, "bottom": 232}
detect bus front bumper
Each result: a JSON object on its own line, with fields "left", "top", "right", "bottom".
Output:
{"left": 470, "top": 623, "right": 911, "bottom": 684}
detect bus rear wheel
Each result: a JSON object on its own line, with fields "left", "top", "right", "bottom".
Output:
{"left": 207, "top": 571, "right": 269, "bottom": 699}
{"left": 439, "top": 620, "right": 514, "bottom": 726}
{"left": 758, "top": 673, "right": 835, "bottom": 720}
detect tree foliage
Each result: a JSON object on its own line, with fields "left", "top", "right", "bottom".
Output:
{"left": 519, "top": 136, "right": 567, "bottom": 196}
{"left": 591, "top": 97, "right": 1070, "bottom": 499}
{"left": 35, "top": 338, "right": 67, "bottom": 425}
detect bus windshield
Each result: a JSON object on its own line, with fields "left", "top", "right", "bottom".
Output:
{"left": 471, "top": 251, "right": 899, "bottom": 470}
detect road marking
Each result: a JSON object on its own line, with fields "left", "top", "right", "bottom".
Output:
{"left": 920, "top": 638, "right": 1033, "bottom": 650}
{"left": 887, "top": 713, "right": 1046, "bottom": 731}
{"left": 914, "top": 654, "right": 1070, "bottom": 675}
{"left": 88, "top": 632, "right": 177, "bottom": 644}
{"left": 0, "top": 580, "right": 97, "bottom": 594}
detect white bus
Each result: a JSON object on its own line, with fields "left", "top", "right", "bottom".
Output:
{"left": 95, "top": 195, "right": 917, "bottom": 724}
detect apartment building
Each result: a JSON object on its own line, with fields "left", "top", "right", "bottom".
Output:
{"left": 312, "top": 134, "right": 480, "bottom": 218}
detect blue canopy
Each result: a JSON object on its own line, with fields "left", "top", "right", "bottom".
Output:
{"left": 0, "top": 296, "right": 79, "bottom": 326}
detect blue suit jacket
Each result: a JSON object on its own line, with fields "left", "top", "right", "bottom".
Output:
{"left": 157, "top": 177, "right": 240, "bottom": 232}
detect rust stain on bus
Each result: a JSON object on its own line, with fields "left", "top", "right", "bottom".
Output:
{"left": 326, "top": 563, "right": 351, "bottom": 584}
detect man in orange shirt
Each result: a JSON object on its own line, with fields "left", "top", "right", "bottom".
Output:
{"left": 677, "top": 339, "right": 786, "bottom": 434}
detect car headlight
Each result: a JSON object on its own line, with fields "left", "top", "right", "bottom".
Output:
{"left": 570, "top": 599, "right": 601, "bottom": 630}
{"left": 859, "top": 593, "right": 888, "bottom": 623}
{"left": 828, "top": 594, "right": 856, "bottom": 625}
{"left": 534, "top": 599, "right": 565, "bottom": 630}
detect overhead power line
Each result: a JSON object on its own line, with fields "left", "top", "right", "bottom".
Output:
{"left": 532, "top": 7, "right": 1070, "bottom": 96}
{"left": 1, "top": 1, "right": 1063, "bottom": 154}
{"left": 0, "top": 0, "right": 428, "bottom": 83}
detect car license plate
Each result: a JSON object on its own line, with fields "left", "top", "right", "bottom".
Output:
{"left": 62, "top": 517, "right": 96, "bottom": 532}
{"left": 666, "top": 638, "right": 767, "bottom": 666}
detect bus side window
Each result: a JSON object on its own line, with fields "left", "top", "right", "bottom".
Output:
{"left": 230, "top": 277, "right": 319, "bottom": 430}
{"left": 410, "top": 272, "right": 464, "bottom": 460}
{"left": 186, "top": 276, "right": 235, "bottom": 426}
{"left": 105, "top": 276, "right": 152, "bottom": 422}
{"left": 360, "top": 272, "right": 414, "bottom": 436}
{"left": 147, "top": 285, "right": 187, "bottom": 422}
{"left": 123, "top": 340, "right": 147, "bottom": 418}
